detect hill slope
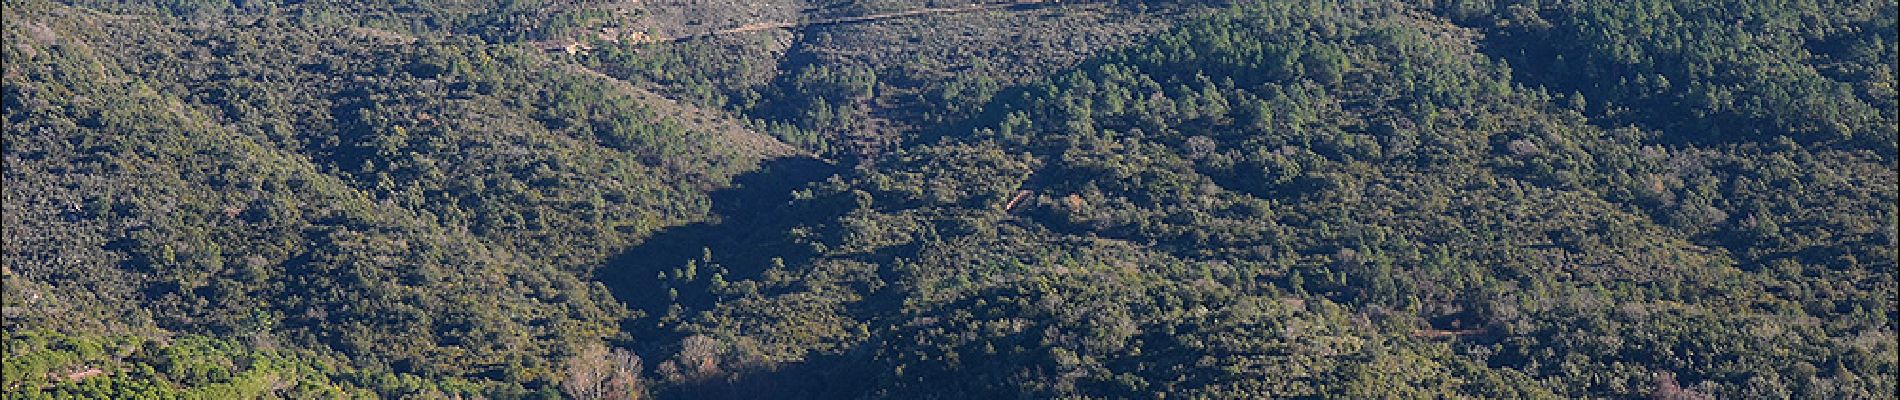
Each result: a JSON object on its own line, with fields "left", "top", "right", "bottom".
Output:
{"left": 3, "top": 0, "right": 1895, "bottom": 398}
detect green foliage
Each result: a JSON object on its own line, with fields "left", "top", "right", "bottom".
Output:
{"left": 614, "top": 0, "right": 1896, "bottom": 398}
{"left": 4, "top": 0, "right": 1893, "bottom": 398}
{"left": 4, "top": 0, "right": 789, "bottom": 393}
{"left": 3, "top": 330, "right": 379, "bottom": 399}
{"left": 1440, "top": 0, "right": 1899, "bottom": 150}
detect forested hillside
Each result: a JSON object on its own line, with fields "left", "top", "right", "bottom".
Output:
{"left": 4, "top": 0, "right": 1895, "bottom": 398}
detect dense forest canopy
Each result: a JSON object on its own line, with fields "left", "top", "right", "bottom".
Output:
{"left": 3, "top": 0, "right": 1895, "bottom": 398}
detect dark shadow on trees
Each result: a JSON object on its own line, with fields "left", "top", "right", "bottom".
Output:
{"left": 596, "top": 156, "right": 848, "bottom": 346}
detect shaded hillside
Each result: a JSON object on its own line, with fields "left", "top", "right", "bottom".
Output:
{"left": 610, "top": 1, "right": 1896, "bottom": 398}
{"left": 4, "top": 0, "right": 798, "bottom": 395}
{"left": 3, "top": 0, "right": 1894, "bottom": 398}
